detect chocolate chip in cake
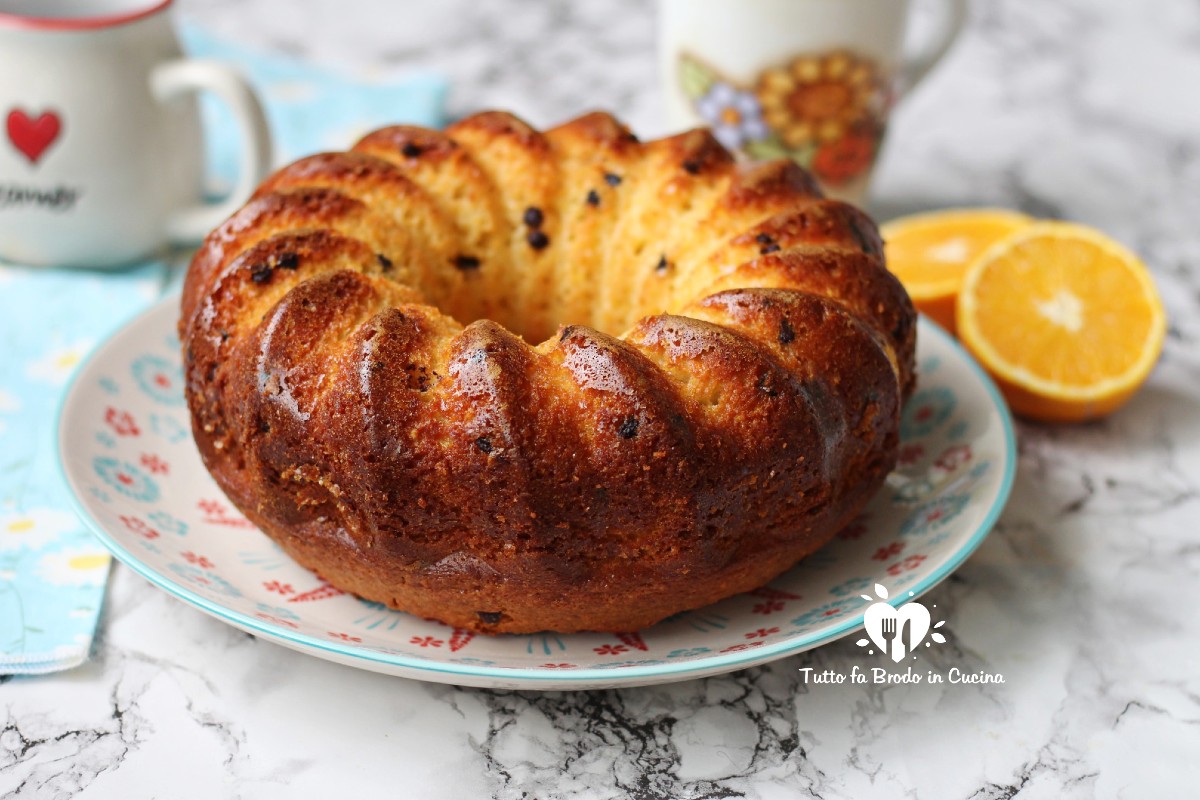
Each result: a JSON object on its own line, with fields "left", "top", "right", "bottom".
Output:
{"left": 617, "top": 416, "right": 639, "bottom": 439}
{"left": 475, "top": 436, "right": 493, "bottom": 454}
{"left": 377, "top": 253, "right": 394, "bottom": 272}
{"left": 258, "top": 419, "right": 270, "bottom": 434}
{"left": 476, "top": 611, "right": 503, "bottom": 624}
{"left": 527, "top": 229, "right": 550, "bottom": 250}
{"left": 523, "top": 206, "right": 544, "bottom": 228}
{"left": 604, "top": 172, "right": 622, "bottom": 187}
{"left": 757, "top": 373, "right": 780, "bottom": 397}
{"left": 401, "top": 141, "right": 423, "bottom": 158}
{"left": 275, "top": 252, "right": 300, "bottom": 270}
{"left": 452, "top": 254, "right": 481, "bottom": 271}
{"left": 682, "top": 159, "right": 701, "bottom": 175}
{"left": 655, "top": 254, "right": 670, "bottom": 274}
{"left": 585, "top": 189, "right": 601, "bottom": 207}
{"left": 755, "top": 233, "right": 781, "bottom": 255}
{"left": 249, "top": 264, "right": 272, "bottom": 284}
{"left": 778, "top": 317, "right": 795, "bottom": 345}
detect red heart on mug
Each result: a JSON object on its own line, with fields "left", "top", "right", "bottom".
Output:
{"left": 6, "top": 108, "right": 63, "bottom": 165}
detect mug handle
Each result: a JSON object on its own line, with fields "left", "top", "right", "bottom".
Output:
{"left": 900, "top": 0, "right": 969, "bottom": 95}
{"left": 150, "top": 59, "right": 273, "bottom": 243}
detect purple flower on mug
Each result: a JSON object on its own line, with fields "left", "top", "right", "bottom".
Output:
{"left": 694, "top": 81, "right": 770, "bottom": 150}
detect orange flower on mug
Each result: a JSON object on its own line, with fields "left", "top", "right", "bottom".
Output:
{"left": 755, "top": 51, "right": 886, "bottom": 148}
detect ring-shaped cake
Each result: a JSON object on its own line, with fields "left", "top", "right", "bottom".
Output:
{"left": 181, "top": 111, "right": 916, "bottom": 633}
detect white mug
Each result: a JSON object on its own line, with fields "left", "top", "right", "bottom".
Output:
{"left": 0, "top": 0, "right": 272, "bottom": 268}
{"left": 659, "top": 0, "right": 967, "bottom": 206}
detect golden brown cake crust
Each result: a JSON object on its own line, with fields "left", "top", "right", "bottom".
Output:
{"left": 180, "top": 110, "right": 916, "bottom": 634}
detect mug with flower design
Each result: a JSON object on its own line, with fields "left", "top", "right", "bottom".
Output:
{"left": 658, "top": 0, "right": 967, "bottom": 206}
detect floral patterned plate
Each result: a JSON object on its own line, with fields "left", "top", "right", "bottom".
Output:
{"left": 58, "top": 297, "right": 1015, "bottom": 690}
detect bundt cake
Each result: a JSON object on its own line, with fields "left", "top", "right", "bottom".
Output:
{"left": 180, "top": 110, "right": 916, "bottom": 634}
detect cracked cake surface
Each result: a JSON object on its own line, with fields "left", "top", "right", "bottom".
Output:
{"left": 180, "top": 110, "right": 916, "bottom": 633}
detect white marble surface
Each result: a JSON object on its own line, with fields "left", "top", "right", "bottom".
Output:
{"left": 4, "top": 0, "right": 1200, "bottom": 796}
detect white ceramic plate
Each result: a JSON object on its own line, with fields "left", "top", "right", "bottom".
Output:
{"left": 59, "top": 297, "right": 1015, "bottom": 689}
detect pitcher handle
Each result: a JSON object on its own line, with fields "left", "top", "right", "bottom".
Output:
{"left": 900, "top": 0, "right": 969, "bottom": 95}
{"left": 150, "top": 59, "right": 273, "bottom": 243}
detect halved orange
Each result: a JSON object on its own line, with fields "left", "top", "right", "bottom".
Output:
{"left": 881, "top": 209, "right": 1032, "bottom": 333}
{"left": 957, "top": 222, "right": 1166, "bottom": 422}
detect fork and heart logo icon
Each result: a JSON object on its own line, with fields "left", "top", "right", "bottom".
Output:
{"left": 865, "top": 599, "right": 931, "bottom": 662}
{"left": 857, "top": 583, "right": 947, "bottom": 662}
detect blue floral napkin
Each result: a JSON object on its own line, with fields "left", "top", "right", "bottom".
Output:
{"left": 0, "top": 24, "right": 446, "bottom": 674}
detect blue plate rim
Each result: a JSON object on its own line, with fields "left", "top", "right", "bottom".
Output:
{"left": 57, "top": 297, "right": 1017, "bottom": 686}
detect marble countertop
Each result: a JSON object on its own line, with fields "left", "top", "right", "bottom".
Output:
{"left": 4, "top": 0, "right": 1199, "bottom": 797}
